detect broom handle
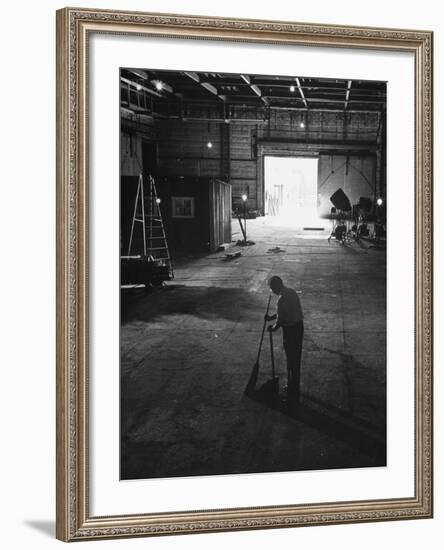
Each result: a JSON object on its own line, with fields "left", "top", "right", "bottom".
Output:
{"left": 255, "top": 294, "right": 272, "bottom": 363}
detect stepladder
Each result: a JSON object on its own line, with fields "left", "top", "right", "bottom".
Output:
{"left": 122, "top": 173, "right": 174, "bottom": 286}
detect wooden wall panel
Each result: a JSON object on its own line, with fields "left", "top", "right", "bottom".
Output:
{"left": 123, "top": 104, "right": 383, "bottom": 212}
{"left": 209, "top": 180, "right": 232, "bottom": 252}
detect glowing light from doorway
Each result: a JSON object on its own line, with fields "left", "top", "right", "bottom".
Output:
{"left": 264, "top": 156, "right": 322, "bottom": 228}
{"left": 377, "top": 197, "right": 383, "bottom": 206}
{"left": 300, "top": 122, "right": 305, "bottom": 128}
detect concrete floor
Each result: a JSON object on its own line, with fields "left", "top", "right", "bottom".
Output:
{"left": 120, "top": 218, "right": 386, "bottom": 480}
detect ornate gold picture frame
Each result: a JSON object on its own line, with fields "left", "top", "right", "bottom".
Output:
{"left": 56, "top": 7, "right": 433, "bottom": 541}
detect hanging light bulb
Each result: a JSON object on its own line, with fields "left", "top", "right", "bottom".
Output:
{"left": 290, "top": 85, "right": 296, "bottom": 92}
{"left": 300, "top": 121, "right": 305, "bottom": 128}
{"left": 136, "top": 83, "right": 142, "bottom": 91}
{"left": 241, "top": 194, "right": 248, "bottom": 202}
{"left": 156, "top": 198, "right": 161, "bottom": 205}
{"left": 207, "top": 141, "right": 213, "bottom": 149}
{"left": 377, "top": 197, "right": 383, "bottom": 206}
{"left": 155, "top": 81, "right": 163, "bottom": 91}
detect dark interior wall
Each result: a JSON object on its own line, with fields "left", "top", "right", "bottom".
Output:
{"left": 121, "top": 104, "right": 384, "bottom": 214}
{"left": 121, "top": 132, "right": 143, "bottom": 176}
{"left": 158, "top": 176, "right": 211, "bottom": 253}
{"left": 121, "top": 175, "right": 140, "bottom": 255}
{"left": 120, "top": 172, "right": 232, "bottom": 255}
{"left": 317, "top": 154, "right": 376, "bottom": 218}
{"left": 157, "top": 120, "right": 223, "bottom": 178}
{"left": 120, "top": 111, "right": 157, "bottom": 177}
{"left": 156, "top": 106, "right": 382, "bottom": 212}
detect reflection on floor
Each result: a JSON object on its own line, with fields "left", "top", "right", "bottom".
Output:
{"left": 121, "top": 217, "right": 386, "bottom": 480}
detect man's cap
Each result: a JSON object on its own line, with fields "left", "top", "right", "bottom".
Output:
{"left": 269, "top": 275, "right": 283, "bottom": 288}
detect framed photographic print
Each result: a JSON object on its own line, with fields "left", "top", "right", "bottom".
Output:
{"left": 171, "top": 197, "right": 196, "bottom": 219}
{"left": 56, "top": 7, "right": 433, "bottom": 541}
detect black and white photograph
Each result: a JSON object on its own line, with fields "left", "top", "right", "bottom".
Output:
{"left": 120, "top": 68, "right": 387, "bottom": 480}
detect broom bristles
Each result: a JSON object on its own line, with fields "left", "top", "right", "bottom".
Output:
{"left": 244, "top": 361, "right": 259, "bottom": 395}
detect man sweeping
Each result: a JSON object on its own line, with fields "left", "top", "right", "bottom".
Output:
{"left": 265, "top": 276, "right": 304, "bottom": 410}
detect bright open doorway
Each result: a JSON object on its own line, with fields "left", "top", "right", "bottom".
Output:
{"left": 264, "top": 156, "right": 319, "bottom": 227}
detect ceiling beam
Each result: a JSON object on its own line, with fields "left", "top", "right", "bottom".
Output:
{"left": 120, "top": 77, "right": 163, "bottom": 98}
{"left": 304, "top": 97, "right": 384, "bottom": 105}
{"left": 240, "top": 74, "right": 269, "bottom": 106}
{"left": 183, "top": 71, "right": 200, "bottom": 83}
{"left": 127, "top": 68, "right": 148, "bottom": 80}
{"left": 183, "top": 71, "right": 225, "bottom": 101}
{"left": 201, "top": 82, "right": 218, "bottom": 96}
{"left": 295, "top": 78, "right": 308, "bottom": 109}
{"left": 250, "top": 84, "right": 263, "bottom": 97}
{"left": 269, "top": 106, "right": 381, "bottom": 114}
{"left": 345, "top": 80, "right": 352, "bottom": 110}
{"left": 205, "top": 79, "right": 384, "bottom": 94}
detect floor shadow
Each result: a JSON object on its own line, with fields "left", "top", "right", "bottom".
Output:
{"left": 121, "top": 285, "right": 263, "bottom": 324}
{"left": 23, "top": 520, "right": 55, "bottom": 538}
{"left": 246, "top": 384, "right": 385, "bottom": 464}
{"left": 245, "top": 378, "right": 281, "bottom": 410}
{"left": 244, "top": 346, "right": 386, "bottom": 465}
{"left": 299, "top": 393, "right": 385, "bottom": 463}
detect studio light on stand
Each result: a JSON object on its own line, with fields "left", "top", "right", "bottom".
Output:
{"left": 242, "top": 194, "right": 248, "bottom": 241}
{"left": 374, "top": 198, "right": 384, "bottom": 243}
{"left": 376, "top": 197, "right": 384, "bottom": 222}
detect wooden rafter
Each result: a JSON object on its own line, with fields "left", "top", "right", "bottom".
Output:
{"left": 344, "top": 80, "right": 352, "bottom": 110}
{"left": 240, "top": 74, "right": 269, "bottom": 106}
{"left": 295, "top": 78, "right": 308, "bottom": 109}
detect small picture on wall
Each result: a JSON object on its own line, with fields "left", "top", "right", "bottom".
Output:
{"left": 172, "top": 197, "right": 195, "bottom": 218}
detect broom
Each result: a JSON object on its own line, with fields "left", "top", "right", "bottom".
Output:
{"left": 244, "top": 294, "right": 272, "bottom": 396}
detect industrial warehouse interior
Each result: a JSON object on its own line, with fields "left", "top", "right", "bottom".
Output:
{"left": 120, "top": 68, "right": 387, "bottom": 480}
